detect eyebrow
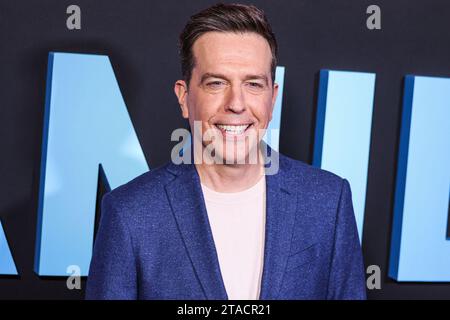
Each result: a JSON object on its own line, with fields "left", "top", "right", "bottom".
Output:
{"left": 199, "top": 73, "right": 229, "bottom": 84}
{"left": 200, "top": 73, "right": 269, "bottom": 86}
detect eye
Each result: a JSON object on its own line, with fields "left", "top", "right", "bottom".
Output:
{"left": 206, "top": 80, "right": 226, "bottom": 89}
{"left": 246, "top": 82, "right": 265, "bottom": 90}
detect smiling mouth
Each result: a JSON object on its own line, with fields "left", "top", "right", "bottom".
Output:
{"left": 214, "top": 123, "right": 253, "bottom": 135}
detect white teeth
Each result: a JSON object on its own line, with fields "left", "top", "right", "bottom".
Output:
{"left": 216, "top": 124, "right": 250, "bottom": 134}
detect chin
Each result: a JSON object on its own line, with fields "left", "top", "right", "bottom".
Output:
{"left": 216, "top": 142, "right": 260, "bottom": 165}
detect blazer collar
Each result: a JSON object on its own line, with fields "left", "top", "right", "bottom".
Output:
{"left": 164, "top": 144, "right": 298, "bottom": 300}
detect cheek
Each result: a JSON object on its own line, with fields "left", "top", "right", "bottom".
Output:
{"left": 186, "top": 93, "right": 203, "bottom": 120}
{"left": 248, "top": 95, "right": 274, "bottom": 123}
{"left": 188, "top": 93, "right": 222, "bottom": 121}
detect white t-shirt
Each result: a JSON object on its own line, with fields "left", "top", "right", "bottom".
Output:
{"left": 200, "top": 176, "right": 266, "bottom": 300}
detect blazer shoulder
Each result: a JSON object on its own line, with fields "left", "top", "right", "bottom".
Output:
{"left": 278, "top": 153, "right": 346, "bottom": 198}
{"left": 102, "top": 161, "right": 175, "bottom": 209}
{"left": 278, "top": 153, "right": 351, "bottom": 238}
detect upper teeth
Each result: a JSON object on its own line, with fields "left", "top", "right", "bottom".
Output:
{"left": 216, "top": 124, "right": 249, "bottom": 134}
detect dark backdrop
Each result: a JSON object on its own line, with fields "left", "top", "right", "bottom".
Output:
{"left": 0, "top": 0, "right": 449, "bottom": 299}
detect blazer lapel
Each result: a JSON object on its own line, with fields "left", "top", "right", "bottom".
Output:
{"left": 165, "top": 163, "right": 228, "bottom": 300}
{"left": 258, "top": 150, "right": 298, "bottom": 300}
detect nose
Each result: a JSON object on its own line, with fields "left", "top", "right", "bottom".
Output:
{"left": 224, "top": 84, "right": 246, "bottom": 114}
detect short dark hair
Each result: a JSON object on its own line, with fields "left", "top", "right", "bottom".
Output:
{"left": 179, "top": 3, "right": 278, "bottom": 86}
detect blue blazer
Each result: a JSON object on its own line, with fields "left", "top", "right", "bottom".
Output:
{"left": 86, "top": 150, "right": 366, "bottom": 300}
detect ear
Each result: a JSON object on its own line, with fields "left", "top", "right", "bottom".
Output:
{"left": 269, "top": 83, "right": 279, "bottom": 122}
{"left": 174, "top": 80, "right": 189, "bottom": 119}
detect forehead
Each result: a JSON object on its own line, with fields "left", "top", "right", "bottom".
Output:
{"left": 191, "top": 32, "right": 272, "bottom": 76}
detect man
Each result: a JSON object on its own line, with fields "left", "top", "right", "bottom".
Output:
{"left": 86, "top": 3, "right": 366, "bottom": 300}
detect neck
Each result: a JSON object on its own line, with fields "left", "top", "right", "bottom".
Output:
{"left": 196, "top": 161, "right": 264, "bottom": 193}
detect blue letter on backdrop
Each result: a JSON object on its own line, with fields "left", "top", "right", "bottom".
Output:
{"left": 389, "top": 75, "right": 450, "bottom": 281}
{"left": 34, "top": 52, "right": 149, "bottom": 276}
{"left": 262, "top": 66, "right": 285, "bottom": 152}
{"left": 0, "top": 220, "right": 18, "bottom": 275}
{"left": 313, "top": 70, "right": 376, "bottom": 242}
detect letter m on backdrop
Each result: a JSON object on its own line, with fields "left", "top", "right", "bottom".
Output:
{"left": 34, "top": 52, "right": 149, "bottom": 276}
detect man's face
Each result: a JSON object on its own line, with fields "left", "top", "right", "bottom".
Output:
{"left": 174, "top": 31, "right": 278, "bottom": 164}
